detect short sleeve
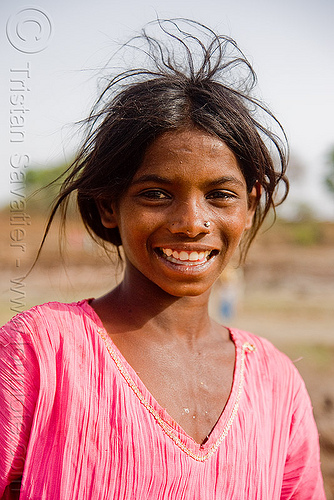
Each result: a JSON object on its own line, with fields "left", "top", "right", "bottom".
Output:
{"left": 0, "top": 316, "right": 39, "bottom": 498}
{"left": 281, "top": 370, "right": 326, "bottom": 499}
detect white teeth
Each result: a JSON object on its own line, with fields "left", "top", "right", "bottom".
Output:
{"left": 161, "top": 248, "right": 211, "bottom": 263}
{"left": 179, "top": 251, "right": 188, "bottom": 261}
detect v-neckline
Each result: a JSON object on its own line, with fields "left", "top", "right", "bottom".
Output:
{"left": 80, "top": 299, "right": 255, "bottom": 462}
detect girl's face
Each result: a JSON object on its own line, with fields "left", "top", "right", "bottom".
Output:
{"left": 100, "top": 128, "right": 258, "bottom": 297}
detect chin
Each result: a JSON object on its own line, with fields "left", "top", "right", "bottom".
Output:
{"left": 160, "top": 282, "right": 213, "bottom": 298}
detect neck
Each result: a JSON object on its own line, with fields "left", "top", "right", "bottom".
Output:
{"left": 98, "top": 267, "right": 214, "bottom": 341}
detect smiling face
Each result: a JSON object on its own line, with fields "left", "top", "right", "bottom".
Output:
{"left": 99, "top": 128, "right": 258, "bottom": 297}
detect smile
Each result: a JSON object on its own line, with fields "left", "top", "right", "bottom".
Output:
{"left": 158, "top": 248, "right": 217, "bottom": 266}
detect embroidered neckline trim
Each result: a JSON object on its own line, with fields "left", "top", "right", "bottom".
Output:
{"left": 97, "top": 326, "right": 255, "bottom": 462}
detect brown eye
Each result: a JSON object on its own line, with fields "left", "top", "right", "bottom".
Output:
{"left": 140, "top": 190, "right": 170, "bottom": 200}
{"left": 206, "top": 190, "right": 236, "bottom": 201}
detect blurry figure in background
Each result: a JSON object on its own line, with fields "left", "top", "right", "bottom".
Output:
{"left": 210, "top": 265, "right": 244, "bottom": 323}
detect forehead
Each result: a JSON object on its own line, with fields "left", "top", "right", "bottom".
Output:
{"left": 135, "top": 128, "right": 244, "bottom": 182}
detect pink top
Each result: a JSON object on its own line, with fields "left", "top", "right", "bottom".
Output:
{"left": 0, "top": 300, "right": 325, "bottom": 499}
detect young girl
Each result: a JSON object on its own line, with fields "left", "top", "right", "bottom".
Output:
{"left": 0, "top": 20, "right": 325, "bottom": 499}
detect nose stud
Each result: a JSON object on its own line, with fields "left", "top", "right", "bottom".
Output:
{"left": 204, "top": 221, "right": 210, "bottom": 228}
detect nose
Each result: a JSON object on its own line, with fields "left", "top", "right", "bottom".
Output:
{"left": 168, "top": 199, "right": 210, "bottom": 237}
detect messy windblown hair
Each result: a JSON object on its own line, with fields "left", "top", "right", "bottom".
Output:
{"left": 40, "top": 18, "right": 289, "bottom": 262}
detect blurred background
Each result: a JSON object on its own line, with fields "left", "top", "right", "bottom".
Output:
{"left": 1, "top": 0, "right": 333, "bottom": 495}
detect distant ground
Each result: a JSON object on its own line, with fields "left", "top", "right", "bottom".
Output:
{"left": 1, "top": 211, "right": 333, "bottom": 497}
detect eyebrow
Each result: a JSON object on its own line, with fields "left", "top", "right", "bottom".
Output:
{"left": 205, "top": 176, "right": 246, "bottom": 188}
{"left": 131, "top": 174, "right": 173, "bottom": 185}
{"left": 132, "top": 174, "right": 246, "bottom": 188}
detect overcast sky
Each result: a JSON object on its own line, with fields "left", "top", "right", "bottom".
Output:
{"left": 1, "top": 0, "right": 334, "bottom": 219}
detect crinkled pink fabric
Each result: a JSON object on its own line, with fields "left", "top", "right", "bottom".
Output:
{"left": 0, "top": 300, "right": 325, "bottom": 499}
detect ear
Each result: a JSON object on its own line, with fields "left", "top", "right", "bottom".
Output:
{"left": 245, "top": 182, "right": 261, "bottom": 230}
{"left": 96, "top": 199, "right": 118, "bottom": 229}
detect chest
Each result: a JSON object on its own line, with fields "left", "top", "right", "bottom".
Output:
{"left": 25, "top": 323, "right": 293, "bottom": 500}
{"left": 108, "top": 333, "right": 235, "bottom": 444}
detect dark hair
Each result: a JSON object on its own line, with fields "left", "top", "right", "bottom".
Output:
{"left": 42, "top": 19, "right": 288, "bottom": 262}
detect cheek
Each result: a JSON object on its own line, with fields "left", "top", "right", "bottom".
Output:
{"left": 118, "top": 223, "right": 142, "bottom": 247}
{"left": 117, "top": 212, "right": 156, "bottom": 254}
{"left": 218, "top": 205, "right": 250, "bottom": 236}
{"left": 119, "top": 204, "right": 162, "bottom": 232}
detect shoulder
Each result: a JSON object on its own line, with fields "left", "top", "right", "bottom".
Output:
{"left": 1, "top": 299, "right": 89, "bottom": 329}
{"left": 232, "top": 327, "right": 296, "bottom": 368}
{"left": 231, "top": 327, "right": 307, "bottom": 400}
{"left": 0, "top": 299, "right": 95, "bottom": 348}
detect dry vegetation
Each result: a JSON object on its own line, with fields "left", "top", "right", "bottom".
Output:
{"left": 1, "top": 210, "right": 333, "bottom": 496}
